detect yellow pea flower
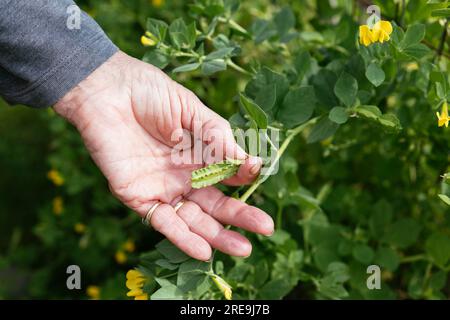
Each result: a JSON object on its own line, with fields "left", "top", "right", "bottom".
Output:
{"left": 126, "top": 269, "right": 149, "bottom": 300}
{"left": 359, "top": 25, "right": 375, "bottom": 46}
{"left": 86, "top": 285, "right": 101, "bottom": 300}
{"left": 52, "top": 196, "right": 64, "bottom": 215}
{"left": 47, "top": 169, "right": 64, "bottom": 186}
{"left": 372, "top": 20, "right": 393, "bottom": 43}
{"left": 152, "top": 0, "right": 164, "bottom": 7}
{"left": 359, "top": 20, "right": 393, "bottom": 46}
{"left": 436, "top": 101, "right": 449, "bottom": 128}
{"left": 123, "top": 239, "right": 135, "bottom": 253}
{"left": 115, "top": 250, "right": 127, "bottom": 264}
{"left": 74, "top": 223, "right": 86, "bottom": 234}
{"left": 141, "top": 31, "right": 158, "bottom": 47}
{"left": 211, "top": 274, "right": 232, "bottom": 300}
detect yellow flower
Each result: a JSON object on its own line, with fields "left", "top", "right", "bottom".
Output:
{"left": 52, "top": 196, "right": 64, "bottom": 215}
{"left": 123, "top": 239, "right": 135, "bottom": 253}
{"left": 211, "top": 275, "right": 232, "bottom": 300}
{"left": 115, "top": 250, "right": 127, "bottom": 264}
{"left": 436, "top": 101, "right": 449, "bottom": 128}
{"left": 47, "top": 169, "right": 64, "bottom": 186}
{"left": 74, "top": 223, "right": 86, "bottom": 234}
{"left": 372, "top": 20, "right": 393, "bottom": 43}
{"left": 126, "top": 269, "right": 149, "bottom": 300}
{"left": 141, "top": 32, "right": 158, "bottom": 47}
{"left": 86, "top": 285, "right": 101, "bottom": 300}
{"left": 359, "top": 20, "right": 392, "bottom": 46}
{"left": 406, "top": 62, "right": 419, "bottom": 71}
{"left": 151, "top": 0, "right": 164, "bottom": 7}
{"left": 359, "top": 25, "right": 375, "bottom": 46}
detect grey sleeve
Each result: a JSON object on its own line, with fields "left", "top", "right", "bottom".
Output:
{"left": 0, "top": 0, "right": 118, "bottom": 108}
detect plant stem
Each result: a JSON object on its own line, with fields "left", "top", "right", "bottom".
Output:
{"left": 239, "top": 117, "right": 319, "bottom": 202}
{"left": 276, "top": 202, "right": 283, "bottom": 229}
{"left": 435, "top": 19, "right": 449, "bottom": 61}
{"left": 400, "top": 0, "right": 406, "bottom": 28}
{"left": 400, "top": 254, "right": 427, "bottom": 264}
{"left": 227, "top": 59, "right": 253, "bottom": 76}
{"left": 422, "top": 262, "right": 433, "bottom": 294}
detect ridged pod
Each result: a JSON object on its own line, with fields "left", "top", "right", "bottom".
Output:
{"left": 191, "top": 159, "right": 243, "bottom": 189}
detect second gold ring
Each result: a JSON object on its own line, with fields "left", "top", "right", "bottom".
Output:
{"left": 173, "top": 200, "right": 185, "bottom": 213}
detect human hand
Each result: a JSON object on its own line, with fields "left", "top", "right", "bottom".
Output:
{"left": 54, "top": 51, "right": 274, "bottom": 261}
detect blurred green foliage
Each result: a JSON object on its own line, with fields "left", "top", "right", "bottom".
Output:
{"left": 1, "top": 0, "right": 449, "bottom": 300}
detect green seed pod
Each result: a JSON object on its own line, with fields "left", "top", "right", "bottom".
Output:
{"left": 191, "top": 159, "right": 243, "bottom": 189}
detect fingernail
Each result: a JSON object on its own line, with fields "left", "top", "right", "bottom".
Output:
{"left": 249, "top": 157, "right": 262, "bottom": 175}
{"left": 250, "top": 163, "right": 260, "bottom": 175}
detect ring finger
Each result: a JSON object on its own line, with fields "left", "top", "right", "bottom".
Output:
{"left": 174, "top": 200, "right": 252, "bottom": 257}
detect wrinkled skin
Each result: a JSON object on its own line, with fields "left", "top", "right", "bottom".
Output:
{"left": 54, "top": 51, "right": 274, "bottom": 261}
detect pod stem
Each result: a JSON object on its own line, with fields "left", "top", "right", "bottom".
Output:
{"left": 239, "top": 117, "right": 319, "bottom": 203}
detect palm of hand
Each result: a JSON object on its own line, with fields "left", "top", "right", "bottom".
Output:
{"left": 56, "top": 53, "right": 274, "bottom": 260}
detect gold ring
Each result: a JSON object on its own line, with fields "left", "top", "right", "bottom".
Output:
{"left": 173, "top": 200, "right": 185, "bottom": 213}
{"left": 142, "top": 201, "right": 162, "bottom": 227}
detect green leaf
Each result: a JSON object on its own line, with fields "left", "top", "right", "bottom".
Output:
{"left": 151, "top": 283, "right": 185, "bottom": 300}
{"left": 334, "top": 72, "right": 358, "bottom": 107}
{"left": 431, "top": 8, "right": 450, "bottom": 17}
{"left": 369, "top": 200, "right": 393, "bottom": 237}
{"left": 258, "top": 278, "right": 295, "bottom": 299}
{"left": 378, "top": 114, "right": 402, "bottom": 130}
{"left": 312, "top": 69, "right": 339, "bottom": 107}
{"left": 327, "top": 262, "right": 350, "bottom": 283}
{"left": 375, "top": 247, "right": 400, "bottom": 272}
{"left": 177, "top": 260, "right": 210, "bottom": 291}
{"left": 317, "top": 262, "right": 349, "bottom": 299}
{"left": 186, "top": 22, "right": 197, "bottom": 49}
{"left": 438, "top": 194, "right": 450, "bottom": 206}
{"left": 294, "top": 51, "right": 312, "bottom": 83}
{"left": 205, "top": 48, "right": 234, "bottom": 61}
{"left": 429, "top": 271, "right": 447, "bottom": 291}
{"left": 146, "top": 18, "right": 168, "bottom": 42}
{"left": 246, "top": 67, "right": 289, "bottom": 110}
{"left": 142, "top": 50, "right": 170, "bottom": 69}
{"left": 255, "top": 84, "right": 277, "bottom": 112}
{"left": 383, "top": 218, "right": 421, "bottom": 249}
{"left": 329, "top": 107, "right": 349, "bottom": 124}
{"left": 400, "top": 24, "right": 426, "bottom": 49}
{"left": 436, "top": 82, "right": 446, "bottom": 99}
{"left": 172, "top": 62, "right": 200, "bottom": 73}
{"left": 155, "top": 239, "right": 190, "bottom": 263}
{"left": 277, "top": 86, "right": 316, "bottom": 128}
{"left": 251, "top": 19, "right": 277, "bottom": 44}
{"left": 366, "top": 63, "right": 386, "bottom": 87}
{"left": 274, "top": 7, "right": 295, "bottom": 37}
{"left": 191, "top": 159, "right": 243, "bottom": 189}
{"left": 201, "top": 59, "right": 227, "bottom": 75}
{"left": 155, "top": 259, "right": 179, "bottom": 271}
{"left": 229, "top": 112, "right": 247, "bottom": 128}
{"left": 352, "top": 244, "right": 375, "bottom": 264}
{"left": 403, "top": 43, "right": 431, "bottom": 59}
{"left": 425, "top": 233, "right": 450, "bottom": 267}
{"left": 391, "top": 24, "right": 405, "bottom": 46}
{"left": 239, "top": 93, "right": 268, "bottom": 129}
{"left": 169, "top": 18, "right": 191, "bottom": 49}
{"left": 307, "top": 117, "right": 339, "bottom": 144}
{"left": 355, "top": 105, "right": 382, "bottom": 120}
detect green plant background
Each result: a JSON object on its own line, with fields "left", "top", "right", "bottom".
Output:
{"left": 0, "top": 0, "right": 449, "bottom": 300}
